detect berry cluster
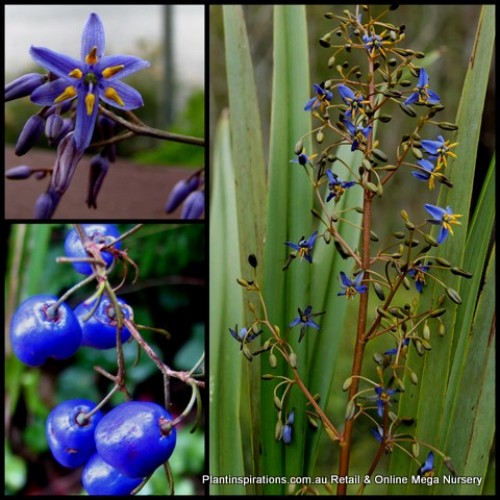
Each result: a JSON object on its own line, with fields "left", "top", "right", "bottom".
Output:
{"left": 9, "top": 224, "right": 179, "bottom": 495}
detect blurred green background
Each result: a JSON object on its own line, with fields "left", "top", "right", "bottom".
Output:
{"left": 4, "top": 224, "right": 205, "bottom": 495}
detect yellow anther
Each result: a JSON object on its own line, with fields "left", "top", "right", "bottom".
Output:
{"left": 102, "top": 65, "right": 125, "bottom": 78}
{"left": 85, "top": 92, "right": 96, "bottom": 115}
{"left": 68, "top": 68, "right": 83, "bottom": 79}
{"left": 104, "top": 87, "right": 124, "bottom": 107}
{"left": 54, "top": 86, "right": 77, "bottom": 103}
{"left": 85, "top": 46, "right": 99, "bottom": 65}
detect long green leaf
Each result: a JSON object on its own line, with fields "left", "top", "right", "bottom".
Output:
{"left": 261, "top": 6, "right": 312, "bottom": 492}
{"left": 222, "top": 5, "right": 268, "bottom": 491}
{"left": 209, "top": 113, "right": 246, "bottom": 494}
{"left": 388, "top": 5, "right": 495, "bottom": 492}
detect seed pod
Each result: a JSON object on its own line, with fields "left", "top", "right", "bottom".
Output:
{"left": 410, "top": 370, "right": 419, "bottom": 385}
{"left": 342, "top": 377, "right": 353, "bottom": 391}
{"left": 345, "top": 400, "right": 356, "bottom": 421}
{"left": 261, "top": 373, "right": 274, "bottom": 380}
{"left": 389, "top": 307, "right": 405, "bottom": 319}
{"left": 319, "top": 37, "right": 331, "bottom": 48}
{"left": 362, "top": 159, "right": 373, "bottom": 171}
{"left": 242, "top": 346, "right": 253, "bottom": 361}
{"left": 404, "top": 238, "right": 419, "bottom": 247}
{"left": 289, "top": 352, "right": 298, "bottom": 369}
{"left": 274, "top": 394, "right": 282, "bottom": 411}
{"left": 324, "top": 12, "right": 335, "bottom": 19}
{"left": 399, "top": 79, "right": 412, "bottom": 87}
{"left": 275, "top": 419, "right": 283, "bottom": 441}
{"left": 421, "top": 339, "right": 432, "bottom": 351}
{"left": 373, "top": 283, "right": 386, "bottom": 301}
{"left": 423, "top": 322, "right": 431, "bottom": 341}
{"left": 248, "top": 254, "right": 258, "bottom": 268}
{"left": 393, "top": 231, "right": 405, "bottom": 239}
{"left": 414, "top": 338, "right": 424, "bottom": 356}
{"left": 412, "top": 441, "right": 420, "bottom": 458}
{"left": 384, "top": 90, "right": 402, "bottom": 98}
{"left": 451, "top": 267, "right": 473, "bottom": 278}
{"left": 236, "top": 278, "right": 249, "bottom": 287}
{"left": 269, "top": 353, "right": 277, "bottom": 369}
{"left": 404, "top": 221, "right": 415, "bottom": 231}
{"left": 411, "top": 147, "right": 423, "bottom": 160}
{"left": 323, "top": 231, "right": 331, "bottom": 244}
{"left": 376, "top": 306, "right": 392, "bottom": 319}
{"left": 429, "top": 308, "right": 446, "bottom": 318}
{"left": 316, "top": 130, "right": 324, "bottom": 144}
{"left": 402, "top": 277, "right": 411, "bottom": 290}
{"left": 446, "top": 287, "right": 462, "bottom": 304}
{"left": 438, "top": 322, "right": 446, "bottom": 337}
{"left": 328, "top": 55, "right": 336, "bottom": 68}
{"left": 435, "top": 257, "right": 451, "bottom": 267}
{"left": 307, "top": 414, "right": 319, "bottom": 429}
{"left": 263, "top": 339, "right": 271, "bottom": 350}
{"left": 444, "top": 456, "right": 457, "bottom": 476}
{"left": 437, "top": 122, "right": 459, "bottom": 131}
{"left": 378, "top": 114, "right": 392, "bottom": 123}
{"left": 364, "top": 181, "right": 379, "bottom": 194}
{"left": 423, "top": 233, "right": 439, "bottom": 247}
{"left": 372, "top": 149, "right": 388, "bottom": 162}
{"left": 399, "top": 103, "right": 417, "bottom": 117}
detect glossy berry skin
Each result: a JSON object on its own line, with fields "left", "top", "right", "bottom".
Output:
{"left": 82, "top": 453, "right": 143, "bottom": 496}
{"left": 46, "top": 399, "right": 103, "bottom": 468}
{"left": 95, "top": 401, "right": 177, "bottom": 478}
{"left": 74, "top": 296, "right": 132, "bottom": 349}
{"left": 10, "top": 295, "right": 82, "bottom": 367}
{"left": 64, "top": 223, "right": 121, "bottom": 275}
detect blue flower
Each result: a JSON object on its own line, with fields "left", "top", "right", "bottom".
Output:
{"left": 326, "top": 170, "right": 356, "bottom": 202}
{"left": 29, "top": 13, "right": 150, "bottom": 150}
{"left": 282, "top": 411, "right": 295, "bottom": 445}
{"left": 417, "top": 451, "right": 435, "bottom": 477}
{"left": 403, "top": 68, "right": 440, "bottom": 106}
{"left": 384, "top": 338, "right": 410, "bottom": 356}
{"left": 362, "top": 32, "right": 392, "bottom": 58}
{"left": 285, "top": 231, "right": 318, "bottom": 263}
{"left": 342, "top": 118, "right": 372, "bottom": 151}
{"left": 424, "top": 204, "right": 462, "bottom": 244}
{"left": 229, "top": 324, "right": 260, "bottom": 345}
{"left": 290, "top": 149, "right": 316, "bottom": 167}
{"left": 289, "top": 305, "right": 323, "bottom": 342}
{"left": 338, "top": 271, "right": 368, "bottom": 299}
{"left": 421, "top": 135, "right": 458, "bottom": 170}
{"left": 407, "top": 265, "right": 430, "bottom": 293}
{"left": 374, "top": 385, "right": 398, "bottom": 418}
{"left": 304, "top": 83, "right": 332, "bottom": 112}
{"left": 337, "top": 84, "right": 369, "bottom": 120}
{"left": 412, "top": 158, "right": 442, "bottom": 190}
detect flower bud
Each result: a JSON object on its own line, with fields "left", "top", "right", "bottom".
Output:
{"left": 450, "top": 267, "right": 473, "bottom": 279}
{"left": 342, "top": 377, "right": 353, "bottom": 391}
{"left": 275, "top": 419, "right": 283, "bottom": 441}
{"left": 345, "top": 400, "right": 356, "bottom": 421}
{"left": 412, "top": 441, "right": 420, "bottom": 458}
{"left": 86, "top": 154, "right": 110, "bottom": 209}
{"left": 45, "top": 114, "right": 64, "bottom": 145}
{"left": 5, "top": 165, "right": 34, "bottom": 179}
{"left": 446, "top": 287, "right": 462, "bottom": 304}
{"left": 269, "top": 353, "right": 277, "bottom": 369}
{"left": 165, "top": 176, "right": 200, "bottom": 213}
{"left": 181, "top": 190, "right": 205, "bottom": 220}
{"left": 50, "top": 132, "right": 84, "bottom": 195}
{"left": 15, "top": 115, "right": 45, "bottom": 156}
{"left": 289, "top": 352, "right": 298, "bottom": 369}
{"left": 5, "top": 73, "right": 47, "bottom": 102}
{"left": 33, "top": 189, "right": 60, "bottom": 220}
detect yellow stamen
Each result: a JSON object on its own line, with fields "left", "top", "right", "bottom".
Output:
{"left": 102, "top": 65, "right": 125, "bottom": 78}
{"left": 68, "top": 68, "right": 83, "bottom": 79}
{"left": 54, "top": 86, "right": 77, "bottom": 103}
{"left": 104, "top": 87, "right": 124, "bottom": 107}
{"left": 85, "top": 46, "right": 98, "bottom": 65}
{"left": 85, "top": 92, "right": 96, "bottom": 115}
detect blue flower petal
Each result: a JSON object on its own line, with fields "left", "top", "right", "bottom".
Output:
{"left": 81, "top": 13, "right": 106, "bottom": 61}
{"left": 29, "top": 46, "right": 82, "bottom": 78}
{"left": 100, "top": 80, "right": 144, "bottom": 110}
{"left": 424, "top": 203, "right": 446, "bottom": 220}
{"left": 30, "top": 80, "right": 76, "bottom": 106}
{"left": 74, "top": 90, "right": 100, "bottom": 150}
{"left": 97, "top": 55, "right": 150, "bottom": 81}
